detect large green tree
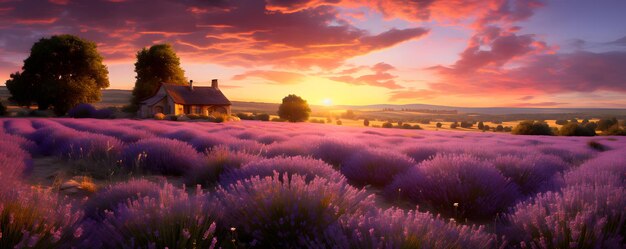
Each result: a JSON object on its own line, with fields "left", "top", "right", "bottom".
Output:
{"left": 130, "top": 44, "right": 186, "bottom": 109}
{"left": 278, "top": 94, "right": 311, "bottom": 122}
{"left": 5, "top": 35, "right": 109, "bottom": 115}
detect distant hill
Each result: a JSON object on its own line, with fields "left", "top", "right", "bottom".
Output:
{"left": 1, "top": 86, "right": 625, "bottom": 116}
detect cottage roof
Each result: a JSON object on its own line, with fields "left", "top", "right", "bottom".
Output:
{"left": 144, "top": 83, "right": 231, "bottom": 106}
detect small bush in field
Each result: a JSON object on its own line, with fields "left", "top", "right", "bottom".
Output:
{"left": 492, "top": 154, "right": 568, "bottom": 195}
{"left": 216, "top": 173, "right": 374, "bottom": 248}
{"left": 382, "top": 122, "right": 393, "bottom": 128}
{"left": 68, "top": 103, "right": 96, "bottom": 118}
{"left": 220, "top": 156, "right": 342, "bottom": 186}
{"left": 87, "top": 184, "right": 216, "bottom": 249}
{"left": 0, "top": 186, "right": 83, "bottom": 248}
{"left": 335, "top": 208, "right": 499, "bottom": 248}
{"left": 387, "top": 154, "right": 520, "bottom": 221}
{"left": 506, "top": 185, "right": 626, "bottom": 248}
{"left": 83, "top": 179, "right": 163, "bottom": 221}
{"left": 558, "top": 122, "right": 596, "bottom": 136}
{"left": 185, "top": 146, "right": 260, "bottom": 187}
{"left": 341, "top": 148, "right": 415, "bottom": 187}
{"left": 121, "top": 138, "right": 203, "bottom": 175}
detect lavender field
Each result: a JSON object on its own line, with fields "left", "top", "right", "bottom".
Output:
{"left": 0, "top": 118, "right": 625, "bottom": 248}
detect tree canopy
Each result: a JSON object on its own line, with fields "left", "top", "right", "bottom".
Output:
{"left": 5, "top": 34, "right": 109, "bottom": 115}
{"left": 130, "top": 44, "right": 186, "bottom": 109}
{"left": 512, "top": 121, "right": 554, "bottom": 136}
{"left": 278, "top": 94, "right": 311, "bottom": 122}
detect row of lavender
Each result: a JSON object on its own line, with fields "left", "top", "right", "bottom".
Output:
{"left": 0, "top": 118, "right": 624, "bottom": 248}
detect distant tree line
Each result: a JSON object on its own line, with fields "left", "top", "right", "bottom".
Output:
{"left": 512, "top": 118, "right": 626, "bottom": 136}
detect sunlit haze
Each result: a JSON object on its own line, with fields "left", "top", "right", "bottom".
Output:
{"left": 1, "top": 0, "right": 626, "bottom": 107}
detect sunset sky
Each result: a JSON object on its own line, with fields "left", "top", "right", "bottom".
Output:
{"left": 1, "top": 0, "right": 626, "bottom": 107}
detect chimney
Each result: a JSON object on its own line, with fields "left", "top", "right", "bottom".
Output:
{"left": 211, "top": 79, "right": 218, "bottom": 89}
{"left": 189, "top": 80, "right": 193, "bottom": 91}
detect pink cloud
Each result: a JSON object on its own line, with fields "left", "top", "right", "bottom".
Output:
{"left": 328, "top": 62, "right": 405, "bottom": 89}
{"left": 232, "top": 70, "right": 307, "bottom": 84}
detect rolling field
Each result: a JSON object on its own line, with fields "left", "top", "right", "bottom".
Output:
{"left": 1, "top": 118, "right": 625, "bottom": 248}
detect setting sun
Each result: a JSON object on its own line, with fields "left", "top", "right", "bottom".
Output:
{"left": 322, "top": 98, "right": 333, "bottom": 106}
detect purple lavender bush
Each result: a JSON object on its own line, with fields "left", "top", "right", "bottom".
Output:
{"left": 185, "top": 145, "right": 261, "bottom": 187}
{"left": 401, "top": 144, "right": 440, "bottom": 163}
{"left": 90, "top": 184, "right": 218, "bottom": 249}
{"left": 492, "top": 153, "right": 568, "bottom": 195}
{"left": 82, "top": 179, "right": 163, "bottom": 221}
{"left": 387, "top": 154, "right": 520, "bottom": 221}
{"left": 564, "top": 149, "right": 626, "bottom": 187}
{"left": 311, "top": 138, "right": 365, "bottom": 168}
{"left": 3, "top": 119, "right": 37, "bottom": 136}
{"left": 341, "top": 148, "right": 415, "bottom": 187}
{"left": 121, "top": 138, "right": 203, "bottom": 175}
{"left": 331, "top": 207, "right": 500, "bottom": 248}
{"left": 506, "top": 184, "right": 626, "bottom": 248}
{"left": 215, "top": 173, "right": 374, "bottom": 248}
{"left": 188, "top": 134, "right": 229, "bottom": 152}
{"left": 0, "top": 185, "right": 83, "bottom": 248}
{"left": 219, "top": 156, "right": 342, "bottom": 186}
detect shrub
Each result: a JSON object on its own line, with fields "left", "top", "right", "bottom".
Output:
{"left": 512, "top": 121, "right": 554, "bottom": 135}
{"left": 83, "top": 179, "right": 162, "bottom": 221}
{"left": 382, "top": 122, "right": 393, "bottom": 128}
{"left": 492, "top": 154, "right": 568, "bottom": 195}
{"left": 363, "top": 119, "right": 369, "bottom": 126}
{"left": 121, "top": 138, "right": 203, "bottom": 175}
{"left": 597, "top": 118, "right": 618, "bottom": 131}
{"left": 154, "top": 113, "right": 166, "bottom": 120}
{"left": 0, "top": 186, "right": 83, "bottom": 248}
{"left": 271, "top": 117, "right": 286, "bottom": 122}
{"left": 555, "top": 119, "right": 568, "bottom": 125}
{"left": 496, "top": 125, "right": 504, "bottom": 132}
{"left": 185, "top": 146, "right": 260, "bottom": 187}
{"left": 68, "top": 103, "right": 97, "bottom": 118}
{"left": 477, "top": 122, "right": 485, "bottom": 130}
{"left": 341, "top": 148, "right": 415, "bottom": 187}
{"left": 558, "top": 122, "right": 596, "bottom": 136}
{"left": 255, "top": 113, "right": 270, "bottom": 121}
{"left": 450, "top": 122, "right": 458, "bottom": 129}
{"left": 93, "top": 108, "right": 114, "bottom": 119}
{"left": 92, "top": 183, "right": 217, "bottom": 249}
{"left": 236, "top": 113, "right": 253, "bottom": 120}
{"left": 220, "top": 156, "right": 342, "bottom": 186}
{"left": 337, "top": 208, "right": 499, "bottom": 248}
{"left": 387, "top": 154, "right": 520, "bottom": 221}
{"left": 506, "top": 185, "right": 626, "bottom": 248}
{"left": 460, "top": 121, "right": 473, "bottom": 128}
{"left": 604, "top": 124, "right": 626, "bottom": 135}
{"left": 436, "top": 122, "right": 442, "bottom": 128}
{"left": 215, "top": 174, "right": 374, "bottom": 248}
{"left": 336, "top": 119, "right": 343, "bottom": 125}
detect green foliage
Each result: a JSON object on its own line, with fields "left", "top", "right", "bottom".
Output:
{"left": 555, "top": 119, "right": 568, "bottom": 125}
{"left": 559, "top": 123, "right": 596, "bottom": 136}
{"left": 583, "top": 122, "right": 598, "bottom": 131}
{"left": 277, "top": 94, "right": 311, "bottom": 122}
{"left": 512, "top": 121, "right": 554, "bottom": 135}
{"left": 130, "top": 44, "right": 186, "bottom": 109}
{"left": 5, "top": 34, "right": 109, "bottom": 115}
{"left": 597, "top": 118, "right": 618, "bottom": 131}
{"left": 604, "top": 124, "right": 626, "bottom": 136}
{"left": 460, "top": 121, "right": 473, "bottom": 128}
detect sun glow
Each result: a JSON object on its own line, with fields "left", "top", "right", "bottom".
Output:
{"left": 322, "top": 98, "right": 333, "bottom": 106}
